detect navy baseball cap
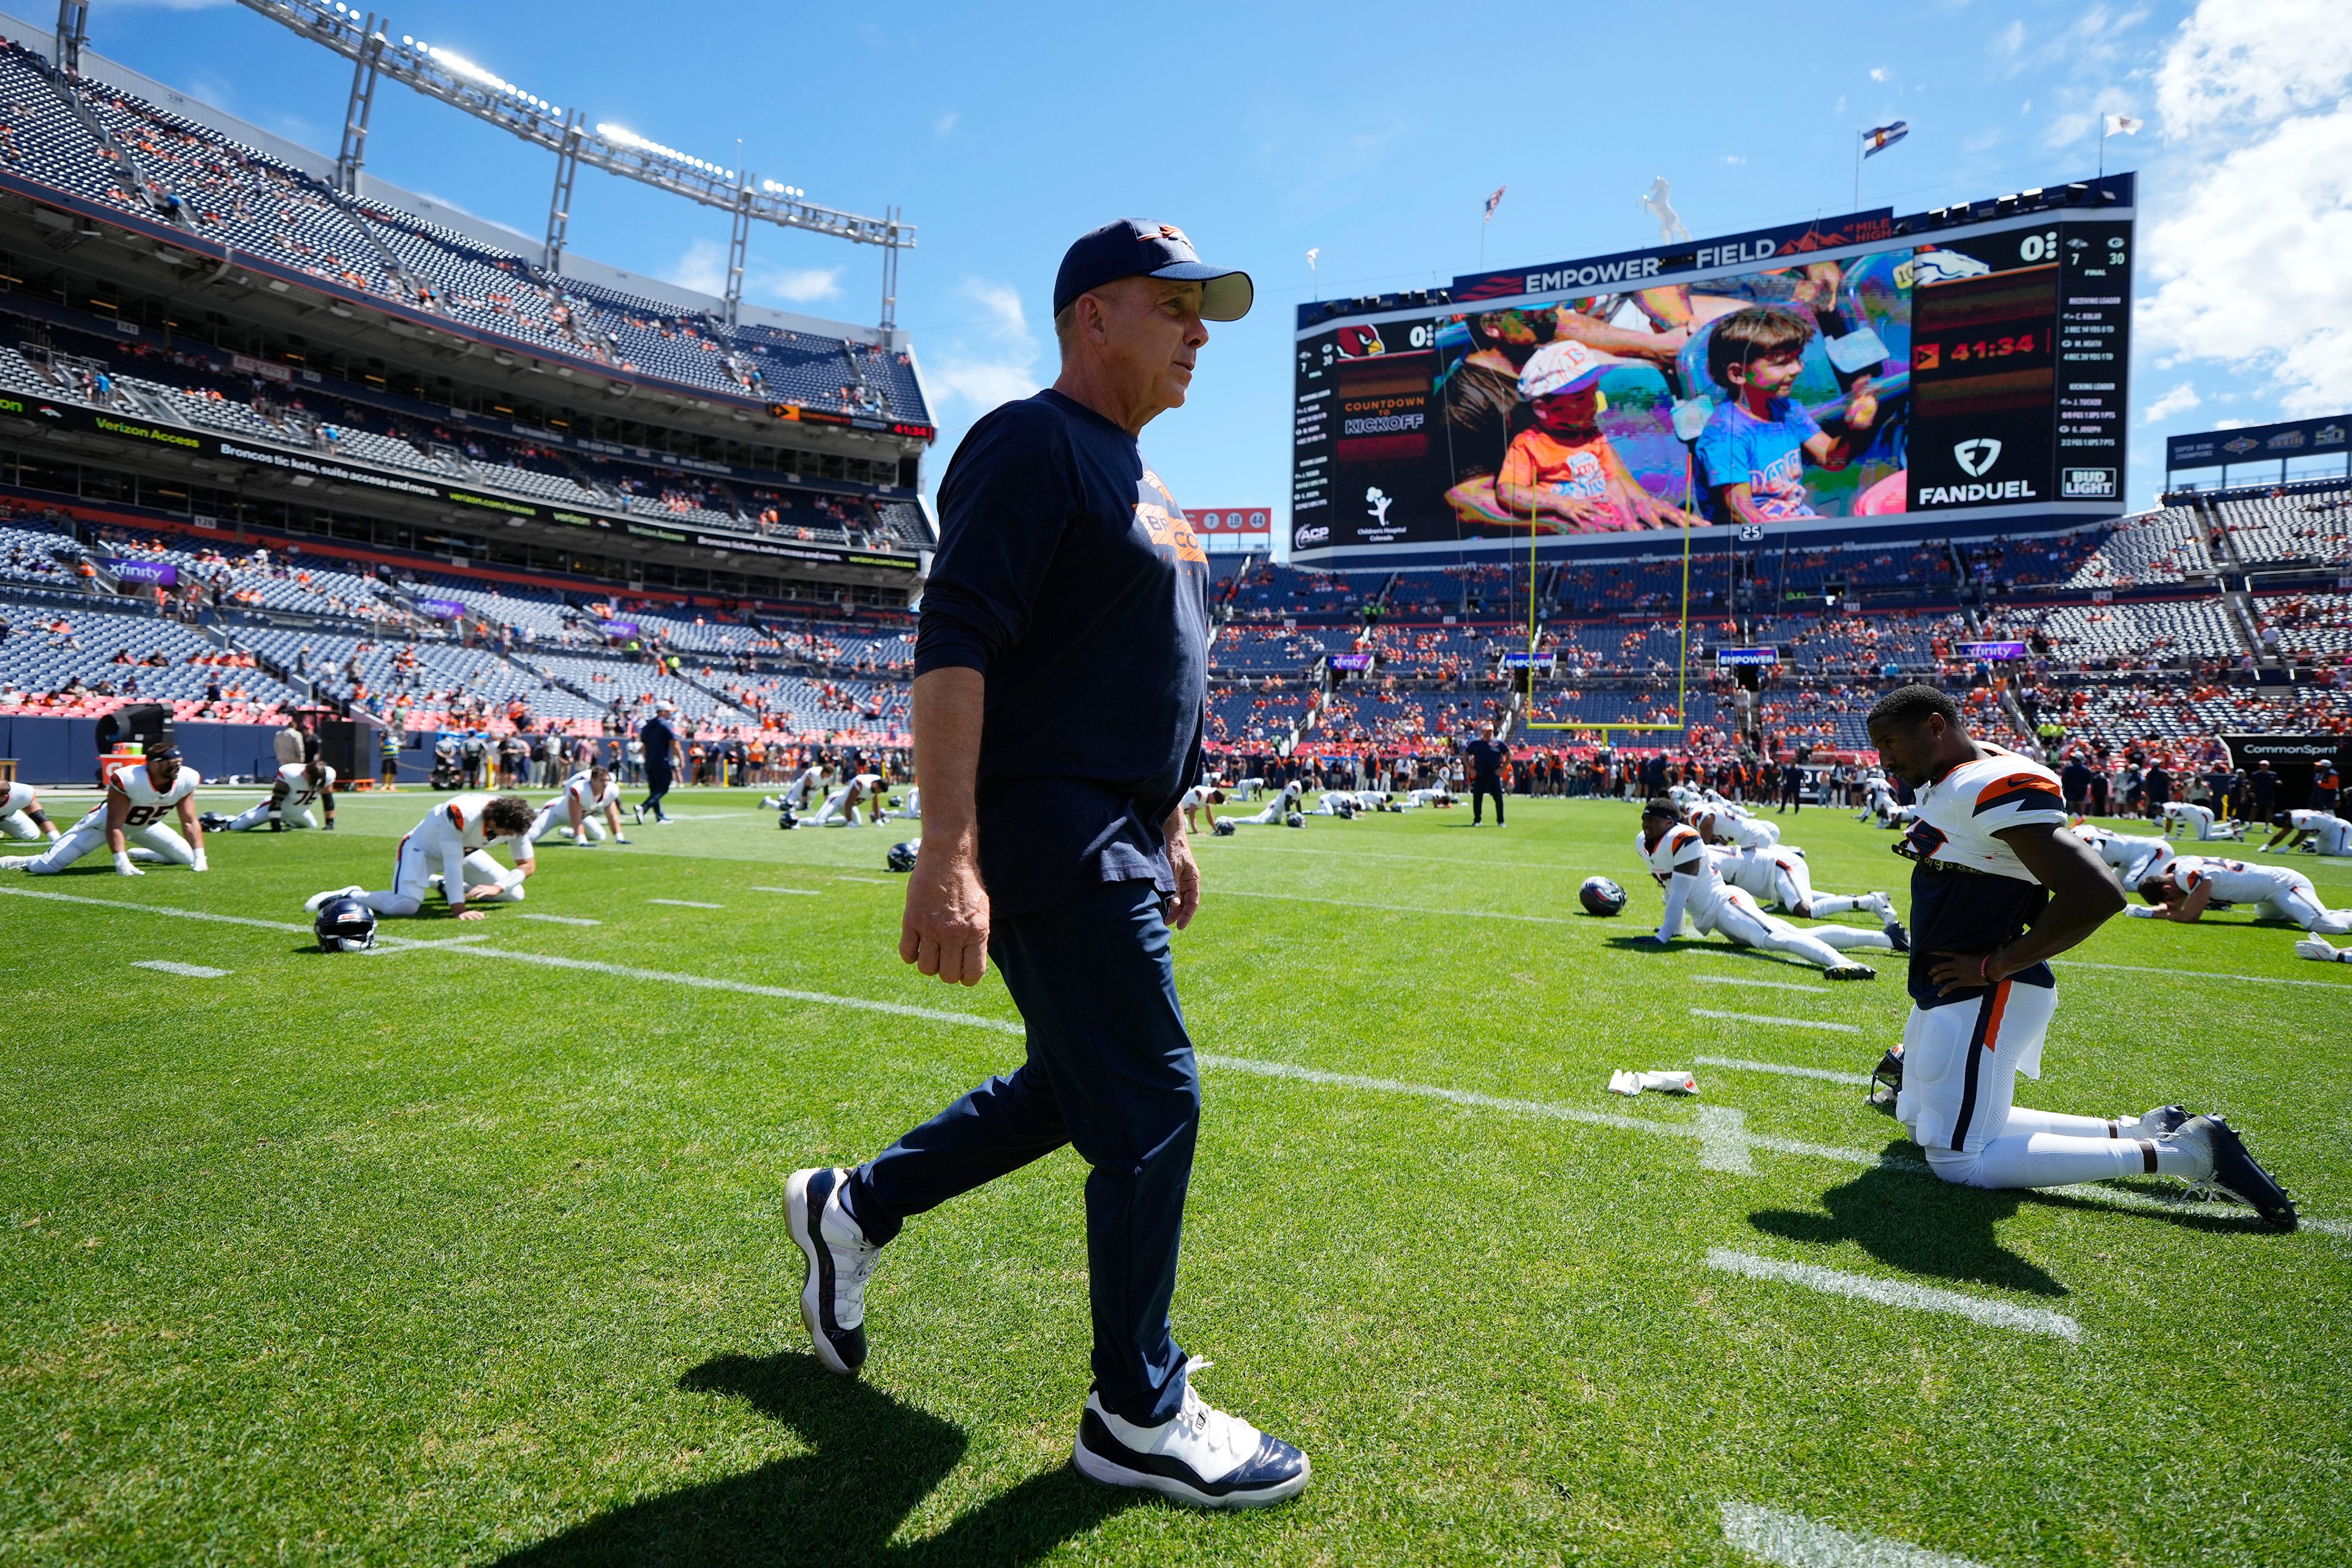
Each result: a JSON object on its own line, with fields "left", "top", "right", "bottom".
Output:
{"left": 1053, "top": 219, "right": 1253, "bottom": 322}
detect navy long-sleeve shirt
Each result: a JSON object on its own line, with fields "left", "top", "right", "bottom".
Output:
{"left": 914, "top": 390, "right": 1210, "bottom": 919}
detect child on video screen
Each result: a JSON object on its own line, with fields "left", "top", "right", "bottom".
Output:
{"left": 1694, "top": 307, "right": 1877, "bottom": 524}
{"left": 1494, "top": 341, "right": 1694, "bottom": 531}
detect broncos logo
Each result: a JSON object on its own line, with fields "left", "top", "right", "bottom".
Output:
{"left": 1894, "top": 819, "right": 1951, "bottom": 866}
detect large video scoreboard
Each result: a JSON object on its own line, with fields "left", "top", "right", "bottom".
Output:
{"left": 1289, "top": 175, "right": 2135, "bottom": 562}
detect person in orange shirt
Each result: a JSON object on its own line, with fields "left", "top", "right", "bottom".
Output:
{"left": 1494, "top": 341, "right": 1695, "bottom": 532}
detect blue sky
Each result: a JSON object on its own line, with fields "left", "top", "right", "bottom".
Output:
{"left": 86, "top": 0, "right": 2352, "bottom": 526}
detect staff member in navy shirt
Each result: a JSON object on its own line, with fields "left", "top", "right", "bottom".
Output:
{"left": 785, "top": 220, "right": 1310, "bottom": 1509}
{"left": 1464, "top": 720, "right": 1506, "bottom": 825}
{"left": 633, "top": 701, "right": 682, "bottom": 824}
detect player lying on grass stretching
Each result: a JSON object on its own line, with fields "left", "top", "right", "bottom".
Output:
{"left": 1864, "top": 684, "right": 2294, "bottom": 1225}
{"left": 2158, "top": 799, "right": 2243, "bottom": 842}
{"left": 1, "top": 746, "right": 205, "bottom": 875}
{"left": 0, "top": 778, "right": 61, "bottom": 842}
{"left": 2128, "top": 854, "right": 2352, "bottom": 935}
{"left": 205, "top": 760, "right": 336, "bottom": 833}
{"left": 1635, "top": 799, "right": 1897, "bottom": 978}
{"left": 1689, "top": 800, "right": 1897, "bottom": 922}
{"left": 304, "top": 793, "right": 535, "bottom": 922}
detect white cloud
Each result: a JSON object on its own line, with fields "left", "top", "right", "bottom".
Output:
{"left": 1722, "top": 154, "right": 1747, "bottom": 165}
{"left": 2020, "top": 99, "right": 2032, "bottom": 115}
{"left": 663, "top": 241, "right": 840, "bottom": 306}
{"left": 764, "top": 266, "right": 842, "bottom": 304}
{"left": 2138, "top": 0, "right": 2352, "bottom": 415}
{"left": 924, "top": 277, "right": 1042, "bottom": 413}
{"left": 2144, "top": 382, "right": 2201, "bottom": 422}
{"left": 2211, "top": 417, "right": 2253, "bottom": 429}
{"left": 1833, "top": 94, "right": 1847, "bottom": 115}
{"left": 669, "top": 238, "right": 726, "bottom": 295}
{"left": 933, "top": 111, "right": 959, "bottom": 138}
{"left": 2154, "top": 0, "right": 2352, "bottom": 137}
{"left": 1996, "top": 20, "right": 2026, "bottom": 59}
{"left": 1868, "top": 66, "right": 1890, "bottom": 83}
{"left": 961, "top": 277, "right": 1028, "bottom": 341}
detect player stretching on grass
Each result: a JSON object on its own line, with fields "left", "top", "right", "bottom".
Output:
{"left": 1635, "top": 799, "right": 1896, "bottom": 977}
{"left": 304, "top": 793, "right": 535, "bottom": 921}
{"left": 1, "top": 746, "right": 206, "bottom": 875}
{"left": 1864, "top": 684, "right": 2294, "bottom": 1226}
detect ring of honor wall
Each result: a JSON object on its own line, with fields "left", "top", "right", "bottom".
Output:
{"left": 1289, "top": 176, "right": 2134, "bottom": 562}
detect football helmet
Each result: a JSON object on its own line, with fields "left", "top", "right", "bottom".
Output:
{"left": 1212, "top": 818, "right": 1237, "bottom": 837}
{"left": 777, "top": 809, "right": 798, "bottom": 831}
{"left": 197, "top": 811, "right": 230, "bottom": 833}
{"left": 1578, "top": 875, "right": 1628, "bottom": 916}
{"left": 1284, "top": 812, "right": 1304, "bottom": 828}
{"left": 886, "top": 840, "right": 919, "bottom": 873}
{"left": 1868, "top": 1044, "right": 1903, "bottom": 1110}
{"left": 314, "top": 896, "right": 377, "bottom": 952}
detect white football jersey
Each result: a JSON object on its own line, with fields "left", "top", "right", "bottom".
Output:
{"left": 2080, "top": 827, "right": 2174, "bottom": 884}
{"left": 1639, "top": 821, "right": 1721, "bottom": 891}
{"left": 1180, "top": 784, "right": 1219, "bottom": 810}
{"left": 78, "top": 760, "right": 201, "bottom": 831}
{"left": 1692, "top": 806, "right": 1776, "bottom": 851}
{"left": 1, "top": 780, "right": 35, "bottom": 815}
{"left": 564, "top": 769, "right": 619, "bottom": 811}
{"left": 2288, "top": 809, "right": 2342, "bottom": 831}
{"left": 2173, "top": 856, "right": 2301, "bottom": 905}
{"left": 414, "top": 793, "right": 511, "bottom": 853}
{"left": 279, "top": 762, "right": 334, "bottom": 809}
{"left": 1900, "top": 747, "right": 2066, "bottom": 884}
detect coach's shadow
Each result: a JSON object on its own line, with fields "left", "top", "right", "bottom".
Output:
{"left": 486, "top": 1351, "right": 1134, "bottom": 1568}
{"left": 1747, "top": 1159, "right": 2067, "bottom": 1298}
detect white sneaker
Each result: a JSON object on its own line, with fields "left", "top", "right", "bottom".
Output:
{"left": 1866, "top": 891, "right": 1898, "bottom": 922}
{"left": 1074, "top": 1360, "right": 1311, "bottom": 1508}
{"left": 786, "top": 1167, "right": 880, "bottom": 1376}
{"left": 0, "top": 857, "right": 32, "bottom": 872}
{"left": 304, "top": 884, "right": 365, "bottom": 913}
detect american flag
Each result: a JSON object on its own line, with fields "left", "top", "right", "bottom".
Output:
{"left": 1483, "top": 186, "right": 1506, "bottom": 222}
{"left": 1861, "top": 121, "right": 1909, "bottom": 157}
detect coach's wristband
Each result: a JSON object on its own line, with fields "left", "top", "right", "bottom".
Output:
{"left": 1978, "top": 954, "right": 1992, "bottom": 981}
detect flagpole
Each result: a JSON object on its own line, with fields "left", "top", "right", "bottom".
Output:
{"left": 2098, "top": 119, "right": 2108, "bottom": 177}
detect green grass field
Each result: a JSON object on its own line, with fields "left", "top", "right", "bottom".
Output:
{"left": 5, "top": 786, "right": 2349, "bottom": 1567}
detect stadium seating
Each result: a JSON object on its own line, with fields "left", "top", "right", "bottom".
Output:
{"left": 2211, "top": 490, "right": 2352, "bottom": 569}
{"left": 0, "top": 40, "right": 935, "bottom": 434}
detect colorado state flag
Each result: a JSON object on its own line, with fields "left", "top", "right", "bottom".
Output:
{"left": 1863, "top": 121, "right": 1909, "bottom": 157}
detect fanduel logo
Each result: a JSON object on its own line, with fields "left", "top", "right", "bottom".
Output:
{"left": 1917, "top": 480, "right": 2039, "bottom": 505}
{"left": 1953, "top": 438, "right": 2002, "bottom": 478}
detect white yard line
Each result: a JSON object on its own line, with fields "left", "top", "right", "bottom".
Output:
{"left": 516, "top": 913, "right": 601, "bottom": 927}
{"left": 10, "top": 887, "right": 2333, "bottom": 1240}
{"left": 647, "top": 899, "right": 724, "bottom": 909}
{"left": 434, "top": 946, "right": 1027, "bottom": 1034}
{"left": 834, "top": 876, "right": 892, "bottom": 885}
{"left": 0, "top": 883, "right": 312, "bottom": 932}
{"left": 1697, "top": 1106, "right": 1755, "bottom": 1174}
{"left": 2052, "top": 959, "right": 2352, "bottom": 993}
{"left": 1705, "top": 1248, "right": 2082, "bottom": 1341}
{"left": 752, "top": 887, "right": 821, "bottom": 895}
{"left": 132, "top": 960, "right": 229, "bottom": 978}
{"left": 1219, "top": 888, "right": 1578, "bottom": 925}
{"left": 1698, "top": 1055, "right": 1875, "bottom": 1087}
{"left": 1691, "top": 973, "right": 1831, "bottom": 994}
{"left": 1721, "top": 1501, "right": 1991, "bottom": 1568}
{"left": 1691, "top": 1008, "right": 1863, "bottom": 1034}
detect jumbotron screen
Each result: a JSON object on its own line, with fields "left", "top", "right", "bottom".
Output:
{"left": 1288, "top": 176, "right": 2135, "bottom": 561}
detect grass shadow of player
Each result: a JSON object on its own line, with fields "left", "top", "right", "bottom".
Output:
{"left": 486, "top": 1351, "right": 1137, "bottom": 1568}
{"left": 1747, "top": 1158, "right": 2068, "bottom": 1298}
{"left": 1598, "top": 935, "right": 1826, "bottom": 971}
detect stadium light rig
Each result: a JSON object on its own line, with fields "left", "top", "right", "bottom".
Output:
{"left": 228, "top": 0, "right": 913, "bottom": 326}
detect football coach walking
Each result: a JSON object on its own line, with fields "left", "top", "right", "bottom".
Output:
{"left": 786, "top": 219, "right": 1310, "bottom": 1509}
